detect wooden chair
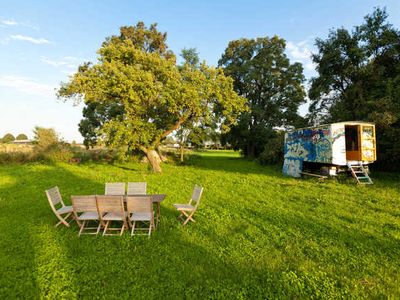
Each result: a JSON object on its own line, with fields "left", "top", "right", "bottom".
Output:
{"left": 45, "top": 186, "right": 73, "bottom": 227}
{"left": 127, "top": 182, "right": 147, "bottom": 195}
{"left": 173, "top": 185, "right": 203, "bottom": 225}
{"left": 96, "top": 195, "right": 128, "bottom": 236}
{"left": 126, "top": 196, "right": 154, "bottom": 237}
{"left": 105, "top": 182, "right": 125, "bottom": 196}
{"left": 71, "top": 195, "right": 101, "bottom": 236}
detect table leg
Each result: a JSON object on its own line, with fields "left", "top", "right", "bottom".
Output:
{"left": 156, "top": 202, "right": 161, "bottom": 227}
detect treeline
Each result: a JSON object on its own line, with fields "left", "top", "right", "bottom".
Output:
{"left": 220, "top": 8, "right": 400, "bottom": 171}
{"left": 0, "top": 133, "right": 28, "bottom": 143}
{"left": 57, "top": 7, "right": 400, "bottom": 172}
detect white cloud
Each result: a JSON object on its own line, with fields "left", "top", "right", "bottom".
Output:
{"left": 40, "top": 56, "right": 78, "bottom": 68}
{"left": 0, "top": 75, "right": 55, "bottom": 98}
{"left": 10, "top": 34, "right": 51, "bottom": 45}
{"left": 1, "top": 19, "right": 18, "bottom": 26}
{"left": 286, "top": 39, "right": 316, "bottom": 72}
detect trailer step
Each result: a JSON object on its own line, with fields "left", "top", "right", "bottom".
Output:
{"left": 347, "top": 163, "right": 373, "bottom": 185}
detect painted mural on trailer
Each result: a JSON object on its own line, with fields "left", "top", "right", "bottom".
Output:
{"left": 283, "top": 126, "right": 333, "bottom": 177}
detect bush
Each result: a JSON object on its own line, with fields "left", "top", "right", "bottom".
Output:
{"left": 0, "top": 151, "right": 36, "bottom": 164}
{"left": 258, "top": 131, "right": 285, "bottom": 165}
{"left": 33, "top": 127, "right": 59, "bottom": 151}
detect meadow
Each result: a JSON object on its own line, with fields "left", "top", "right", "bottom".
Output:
{"left": 0, "top": 151, "right": 399, "bottom": 298}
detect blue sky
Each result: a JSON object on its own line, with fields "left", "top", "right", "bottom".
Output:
{"left": 1, "top": 0, "right": 399, "bottom": 142}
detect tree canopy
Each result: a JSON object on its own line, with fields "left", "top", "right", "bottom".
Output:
{"left": 218, "top": 36, "right": 306, "bottom": 158}
{"left": 58, "top": 22, "right": 246, "bottom": 172}
{"left": 16, "top": 134, "right": 28, "bottom": 140}
{"left": 309, "top": 8, "right": 400, "bottom": 170}
{"left": 1, "top": 133, "right": 15, "bottom": 143}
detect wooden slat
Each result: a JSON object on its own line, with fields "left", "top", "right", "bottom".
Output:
{"left": 105, "top": 183, "right": 126, "bottom": 195}
{"left": 96, "top": 195, "right": 124, "bottom": 214}
{"left": 71, "top": 195, "right": 97, "bottom": 212}
{"left": 127, "top": 182, "right": 147, "bottom": 195}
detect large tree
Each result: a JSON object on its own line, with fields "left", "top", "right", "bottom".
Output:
{"left": 58, "top": 22, "right": 246, "bottom": 172}
{"left": 309, "top": 8, "right": 400, "bottom": 170}
{"left": 218, "top": 37, "right": 306, "bottom": 158}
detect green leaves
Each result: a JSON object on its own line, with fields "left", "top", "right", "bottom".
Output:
{"left": 309, "top": 7, "right": 400, "bottom": 170}
{"left": 219, "top": 36, "right": 306, "bottom": 157}
{"left": 58, "top": 22, "right": 246, "bottom": 172}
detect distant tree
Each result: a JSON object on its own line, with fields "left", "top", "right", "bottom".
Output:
{"left": 16, "top": 134, "right": 28, "bottom": 140}
{"left": 219, "top": 36, "right": 306, "bottom": 158}
{"left": 309, "top": 8, "right": 400, "bottom": 170}
{"left": 2, "top": 133, "right": 15, "bottom": 143}
{"left": 180, "top": 48, "right": 200, "bottom": 69}
{"left": 33, "top": 127, "right": 59, "bottom": 151}
{"left": 58, "top": 22, "right": 246, "bottom": 172}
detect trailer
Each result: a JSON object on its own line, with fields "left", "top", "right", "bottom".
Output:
{"left": 283, "top": 121, "right": 376, "bottom": 183}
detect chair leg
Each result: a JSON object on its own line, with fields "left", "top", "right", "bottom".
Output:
{"left": 120, "top": 222, "right": 125, "bottom": 236}
{"left": 148, "top": 221, "right": 152, "bottom": 237}
{"left": 55, "top": 213, "right": 71, "bottom": 227}
{"left": 103, "top": 221, "right": 110, "bottom": 236}
{"left": 96, "top": 221, "right": 102, "bottom": 235}
{"left": 182, "top": 211, "right": 196, "bottom": 226}
{"left": 131, "top": 221, "right": 136, "bottom": 236}
{"left": 78, "top": 220, "right": 86, "bottom": 236}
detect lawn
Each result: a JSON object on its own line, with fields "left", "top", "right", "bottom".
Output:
{"left": 0, "top": 151, "right": 399, "bottom": 298}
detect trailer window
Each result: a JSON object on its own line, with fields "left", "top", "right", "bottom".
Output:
{"left": 345, "top": 126, "right": 359, "bottom": 151}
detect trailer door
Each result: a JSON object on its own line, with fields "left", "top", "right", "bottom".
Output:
{"left": 345, "top": 125, "right": 361, "bottom": 161}
{"left": 360, "top": 125, "right": 376, "bottom": 161}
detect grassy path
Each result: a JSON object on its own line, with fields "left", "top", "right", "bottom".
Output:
{"left": 0, "top": 151, "right": 399, "bottom": 298}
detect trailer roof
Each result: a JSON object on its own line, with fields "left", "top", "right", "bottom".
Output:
{"left": 287, "top": 121, "right": 375, "bottom": 133}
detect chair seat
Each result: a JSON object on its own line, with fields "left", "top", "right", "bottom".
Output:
{"left": 130, "top": 212, "right": 152, "bottom": 221}
{"left": 57, "top": 205, "right": 73, "bottom": 214}
{"left": 173, "top": 204, "right": 195, "bottom": 211}
{"left": 103, "top": 212, "right": 125, "bottom": 221}
{"left": 77, "top": 212, "right": 99, "bottom": 220}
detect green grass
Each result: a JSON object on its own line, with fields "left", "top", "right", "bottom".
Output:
{"left": 0, "top": 150, "right": 399, "bottom": 298}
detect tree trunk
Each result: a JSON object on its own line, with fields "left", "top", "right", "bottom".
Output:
{"left": 143, "top": 148, "right": 162, "bottom": 173}
{"left": 247, "top": 143, "right": 255, "bottom": 158}
{"left": 180, "top": 145, "right": 184, "bottom": 162}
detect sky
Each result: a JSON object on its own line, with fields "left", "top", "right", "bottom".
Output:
{"left": 1, "top": 0, "right": 399, "bottom": 142}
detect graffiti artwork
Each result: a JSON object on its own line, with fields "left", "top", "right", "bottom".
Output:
{"left": 283, "top": 126, "right": 333, "bottom": 176}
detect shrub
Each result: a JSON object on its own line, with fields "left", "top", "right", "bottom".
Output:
{"left": 258, "top": 131, "right": 285, "bottom": 165}
{"left": 0, "top": 151, "right": 36, "bottom": 164}
{"left": 33, "top": 127, "right": 59, "bottom": 151}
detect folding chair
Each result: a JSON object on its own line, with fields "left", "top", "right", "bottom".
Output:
{"left": 45, "top": 186, "right": 73, "bottom": 227}
{"left": 126, "top": 196, "right": 154, "bottom": 237}
{"left": 105, "top": 182, "right": 126, "bottom": 195}
{"left": 173, "top": 185, "right": 203, "bottom": 225}
{"left": 127, "top": 182, "right": 147, "bottom": 195}
{"left": 71, "top": 195, "right": 101, "bottom": 236}
{"left": 96, "top": 195, "right": 128, "bottom": 236}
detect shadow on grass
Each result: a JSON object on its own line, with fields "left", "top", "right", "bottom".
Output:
{"left": 0, "top": 161, "right": 398, "bottom": 298}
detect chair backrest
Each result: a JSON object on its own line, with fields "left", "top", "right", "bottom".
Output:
{"left": 105, "top": 182, "right": 125, "bottom": 195}
{"left": 127, "top": 182, "right": 147, "bottom": 195}
{"left": 190, "top": 185, "right": 203, "bottom": 208}
{"left": 126, "top": 196, "right": 152, "bottom": 213}
{"left": 71, "top": 195, "right": 97, "bottom": 213}
{"left": 96, "top": 195, "right": 124, "bottom": 214}
{"left": 46, "top": 186, "right": 64, "bottom": 210}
